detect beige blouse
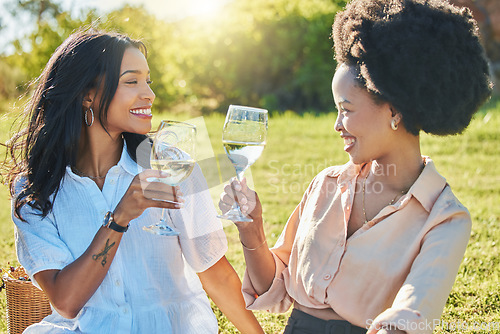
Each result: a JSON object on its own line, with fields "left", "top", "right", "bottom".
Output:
{"left": 241, "top": 157, "right": 471, "bottom": 334}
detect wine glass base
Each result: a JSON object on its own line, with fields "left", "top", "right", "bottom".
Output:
{"left": 142, "top": 224, "right": 180, "bottom": 236}
{"left": 217, "top": 213, "right": 253, "bottom": 223}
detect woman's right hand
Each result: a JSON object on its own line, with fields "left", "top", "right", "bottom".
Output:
{"left": 113, "top": 169, "right": 183, "bottom": 227}
{"left": 34, "top": 170, "right": 184, "bottom": 318}
{"left": 219, "top": 177, "right": 262, "bottom": 227}
{"left": 219, "top": 178, "right": 275, "bottom": 296}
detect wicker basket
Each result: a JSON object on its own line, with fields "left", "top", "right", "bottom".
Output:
{"left": 5, "top": 277, "right": 51, "bottom": 334}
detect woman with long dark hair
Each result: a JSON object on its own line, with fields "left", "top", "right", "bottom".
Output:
{"left": 220, "top": 0, "right": 492, "bottom": 333}
{"left": 4, "top": 29, "right": 263, "bottom": 333}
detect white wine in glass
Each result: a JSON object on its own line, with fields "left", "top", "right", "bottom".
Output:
{"left": 143, "top": 120, "right": 196, "bottom": 235}
{"left": 218, "top": 105, "right": 268, "bottom": 222}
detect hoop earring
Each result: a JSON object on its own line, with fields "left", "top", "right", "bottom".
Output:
{"left": 85, "top": 108, "right": 94, "bottom": 127}
{"left": 391, "top": 119, "right": 398, "bottom": 131}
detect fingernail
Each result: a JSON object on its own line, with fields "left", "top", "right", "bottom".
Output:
{"left": 160, "top": 171, "right": 169, "bottom": 177}
{"left": 240, "top": 196, "right": 247, "bottom": 204}
{"left": 242, "top": 205, "right": 249, "bottom": 212}
{"left": 177, "top": 196, "right": 185, "bottom": 203}
{"left": 234, "top": 184, "right": 242, "bottom": 191}
{"left": 175, "top": 203, "right": 183, "bottom": 208}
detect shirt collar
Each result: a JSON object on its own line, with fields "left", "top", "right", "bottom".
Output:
{"left": 66, "top": 139, "right": 148, "bottom": 180}
{"left": 406, "top": 156, "right": 447, "bottom": 212}
{"left": 326, "top": 156, "right": 446, "bottom": 212}
{"left": 326, "top": 161, "right": 363, "bottom": 189}
{"left": 118, "top": 139, "right": 151, "bottom": 176}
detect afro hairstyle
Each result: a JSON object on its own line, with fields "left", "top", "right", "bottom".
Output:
{"left": 332, "top": 0, "right": 492, "bottom": 135}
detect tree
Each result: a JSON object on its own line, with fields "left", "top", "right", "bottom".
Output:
{"left": 97, "top": 5, "right": 183, "bottom": 110}
{"left": 1, "top": 0, "right": 350, "bottom": 113}
{"left": 6, "top": 0, "right": 63, "bottom": 26}
{"left": 2, "top": 0, "right": 99, "bottom": 81}
{"left": 167, "top": 0, "right": 344, "bottom": 113}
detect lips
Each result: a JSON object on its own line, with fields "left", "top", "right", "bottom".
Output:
{"left": 341, "top": 135, "right": 356, "bottom": 152}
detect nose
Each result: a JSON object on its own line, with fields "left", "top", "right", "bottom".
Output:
{"left": 334, "top": 112, "right": 344, "bottom": 132}
{"left": 143, "top": 83, "right": 156, "bottom": 104}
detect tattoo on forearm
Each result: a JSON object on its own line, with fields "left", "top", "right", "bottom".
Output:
{"left": 92, "top": 239, "right": 116, "bottom": 267}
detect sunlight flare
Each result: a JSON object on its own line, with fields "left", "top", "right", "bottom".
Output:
{"left": 186, "top": 0, "right": 225, "bottom": 17}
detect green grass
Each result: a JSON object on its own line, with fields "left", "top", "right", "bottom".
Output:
{"left": 1, "top": 99, "right": 499, "bottom": 333}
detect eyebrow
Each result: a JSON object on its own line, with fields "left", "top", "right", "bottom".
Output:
{"left": 337, "top": 97, "right": 351, "bottom": 104}
{"left": 120, "top": 69, "right": 150, "bottom": 77}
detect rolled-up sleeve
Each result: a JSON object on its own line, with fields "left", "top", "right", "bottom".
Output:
{"left": 241, "top": 175, "right": 316, "bottom": 313}
{"left": 242, "top": 251, "right": 292, "bottom": 312}
{"left": 173, "top": 164, "right": 228, "bottom": 272}
{"left": 179, "top": 229, "right": 228, "bottom": 273}
{"left": 13, "top": 202, "right": 74, "bottom": 289}
{"left": 368, "top": 209, "right": 471, "bottom": 334}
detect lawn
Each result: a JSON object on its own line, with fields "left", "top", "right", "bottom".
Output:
{"left": 0, "top": 99, "right": 499, "bottom": 333}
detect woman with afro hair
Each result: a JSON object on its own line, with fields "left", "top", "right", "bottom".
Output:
{"left": 219, "top": 0, "right": 492, "bottom": 333}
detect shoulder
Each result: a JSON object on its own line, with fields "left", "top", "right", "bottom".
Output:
{"left": 300, "top": 162, "right": 356, "bottom": 198}
{"left": 426, "top": 184, "right": 472, "bottom": 237}
{"left": 435, "top": 185, "right": 471, "bottom": 221}
{"left": 311, "top": 161, "right": 357, "bottom": 186}
{"left": 12, "top": 174, "right": 28, "bottom": 197}
{"left": 317, "top": 161, "right": 353, "bottom": 179}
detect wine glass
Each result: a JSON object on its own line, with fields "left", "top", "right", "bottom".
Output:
{"left": 143, "top": 120, "right": 197, "bottom": 235}
{"left": 218, "top": 105, "right": 268, "bottom": 222}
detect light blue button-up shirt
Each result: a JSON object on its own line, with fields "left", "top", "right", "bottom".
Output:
{"left": 13, "top": 142, "right": 227, "bottom": 333}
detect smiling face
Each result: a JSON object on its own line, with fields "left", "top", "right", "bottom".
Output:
{"left": 93, "top": 46, "right": 155, "bottom": 136}
{"left": 332, "top": 64, "right": 398, "bottom": 165}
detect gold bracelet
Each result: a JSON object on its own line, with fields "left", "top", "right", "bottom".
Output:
{"left": 240, "top": 239, "right": 267, "bottom": 251}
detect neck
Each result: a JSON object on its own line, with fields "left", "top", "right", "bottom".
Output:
{"left": 75, "top": 125, "right": 124, "bottom": 178}
{"left": 369, "top": 134, "right": 424, "bottom": 193}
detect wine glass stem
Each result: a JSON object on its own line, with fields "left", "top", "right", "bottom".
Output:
{"left": 160, "top": 208, "right": 168, "bottom": 224}
{"left": 232, "top": 169, "right": 246, "bottom": 211}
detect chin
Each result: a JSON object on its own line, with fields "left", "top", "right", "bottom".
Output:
{"left": 133, "top": 125, "right": 152, "bottom": 135}
{"left": 348, "top": 154, "right": 370, "bottom": 166}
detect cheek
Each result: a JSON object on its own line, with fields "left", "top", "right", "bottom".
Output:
{"left": 342, "top": 115, "right": 358, "bottom": 133}
{"left": 108, "top": 92, "right": 133, "bottom": 114}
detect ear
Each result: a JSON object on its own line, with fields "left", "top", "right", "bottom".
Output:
{"left": 390, "top": 106, "right": 402, "bottom": 123}
{"left": 82, "top": 89, "right": 96, "bottom": 110}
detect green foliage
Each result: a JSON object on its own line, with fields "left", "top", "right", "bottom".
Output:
{"left": 6, "top": 0, "right": 63, "bottom": 23}
{"left": 3, "top": 10, "right": 100, "bottom": 81}
{"left": 169, "top": 0, "right": 341, "bottom": 113}
{"left": 0, "top": 59, "right": 26, "bottom": 99}
{"left": 0, "top": 0, "right": 343, "bottom": 114}
{"left": 94, "top": 6, "right": 177, "bottom": 109}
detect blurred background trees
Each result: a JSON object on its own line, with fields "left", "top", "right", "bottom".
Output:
{"left": 0, "top": 0, "right": 348, "bottom": 114}
{"left": 0, "top": 0, "right": 497, "bottom": 115}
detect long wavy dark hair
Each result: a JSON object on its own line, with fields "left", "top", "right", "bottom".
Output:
{"left": 5, "top": 28, "right": 149, "bottom": 221}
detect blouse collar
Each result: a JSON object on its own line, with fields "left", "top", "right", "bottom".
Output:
{"left": 327, "top": 156, "right": 447, "bottom": 213}
{"left": 66, "top": 138, "right": 151, "bottom": 180}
